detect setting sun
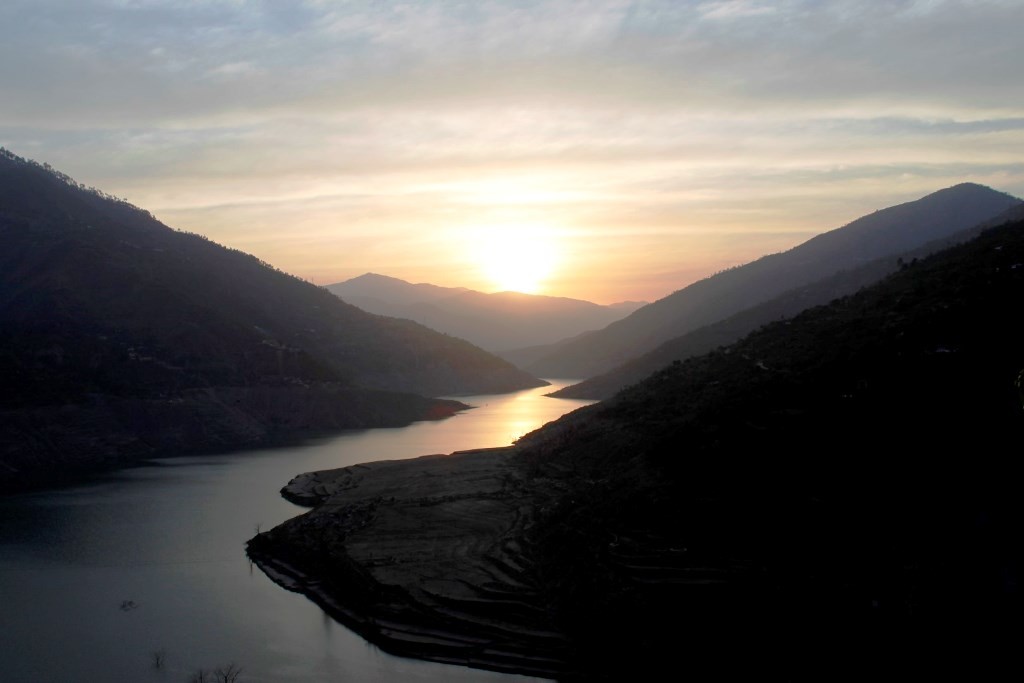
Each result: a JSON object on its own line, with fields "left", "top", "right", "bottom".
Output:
{"left": 469, "top": 224, "right": 560, "bottom": 294}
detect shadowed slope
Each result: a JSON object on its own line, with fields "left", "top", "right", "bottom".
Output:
{"left": 251, "top": 215, "right": 1024, "bottom": 680}
{"left": 515, "top": 214, "right": 1024, "bottom": 678}
{"left": 524, "top": 183, "right": 1021, "bottom": 379}
{"left": 0, "top": 149, "right": 543, "bottom": 490}
{"left": 553, "top": 202, "right": 1024, "bottom": 399}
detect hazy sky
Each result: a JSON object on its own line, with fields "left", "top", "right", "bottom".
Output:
{"left": 3, "top": 0, "right": 1023, "bottom": 303}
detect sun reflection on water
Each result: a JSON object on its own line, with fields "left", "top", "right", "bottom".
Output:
{"left": 470, "top": 380, "right": 595, "bottom": 447}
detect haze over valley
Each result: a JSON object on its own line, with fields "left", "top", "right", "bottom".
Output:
{"left": 327, "top": 273, "right": 646, "bottom": 353}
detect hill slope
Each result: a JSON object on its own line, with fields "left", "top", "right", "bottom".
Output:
{"left": 250, "top": 213, "right": 1024, "bottom": 679}
{"left": 327, "top": 273, "right": 645, "bottom": 352}
{"left": 0, "top": 149, "right": 543, "bottom": 490}
{"left": 523, "top": 183, "right": 1021, "bottom": 378}
{"left": 554, "top": 201, "right": 1024, "bottom": 399}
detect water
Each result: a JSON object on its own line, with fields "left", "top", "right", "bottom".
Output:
{"left": 0, "top": 380, "right": 594, "bottom": 683}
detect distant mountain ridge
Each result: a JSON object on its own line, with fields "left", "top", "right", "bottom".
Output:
{"left": 554, "top": 200, "right": 1024, "bottom": 399}
{"left": 327, "top": 272, "right": 471, "bottom": 309}
{"left": 326, "top": 273, "right": 646, "bottom": 352}
{"left": 0, "top": 149, "right": 544, "bottom": 490}
{"left": 521, "top": 183, "right": 1022, "bottom": 378}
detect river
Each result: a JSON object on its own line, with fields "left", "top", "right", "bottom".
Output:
{"left": 0, "top": 380, "right": 594, "bottom": 682}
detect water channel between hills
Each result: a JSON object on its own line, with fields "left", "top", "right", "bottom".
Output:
{"left": 0, "top": 380, "right": 594, "bottom": 683}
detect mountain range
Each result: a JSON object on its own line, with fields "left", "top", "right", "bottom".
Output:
{"left": 326, "top": 273, "right": 645, "bottom": 352}
{"left": 554, "top": 200, "right": 1024, "bottom": 399}
{"left": 515, "top": 183, "right": 1022, "bottom": 379}
{"left": 0, "top": 149, "right": 544, "bottom": 491}
{"left": 251, "top": 202, "right": 1024, "bottom": 680}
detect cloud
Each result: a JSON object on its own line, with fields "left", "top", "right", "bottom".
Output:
{"left": 697, "top": 0, "right": 777, "bottom": 21}
{"left": 1, "top": 1, "right": 1023, "bottom": 301}
{"left": 5, "top": 0, "right": 1021, "bottom": 125}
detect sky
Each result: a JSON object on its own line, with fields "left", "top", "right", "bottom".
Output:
{"left": 2, "top": 0, "right": 1023, "bottom": 304}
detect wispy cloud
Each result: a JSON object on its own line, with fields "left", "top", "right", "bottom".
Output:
{"left": 2, "top": 0, "right": 1022, "bottom": 301}
{"left": 697, "top": 0, "right": 776, "bottom": 21}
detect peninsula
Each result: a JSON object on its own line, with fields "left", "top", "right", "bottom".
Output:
{"left": 249, "top": 213, "right": 1024, "bottom": 679}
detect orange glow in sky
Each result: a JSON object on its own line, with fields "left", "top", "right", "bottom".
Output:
{"left": 4, "top": 1, "right": 1022, "bottom": 304}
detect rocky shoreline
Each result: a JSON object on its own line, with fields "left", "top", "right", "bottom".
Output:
{"left": 246, "top": 447, "right": 576, "bottom": 680}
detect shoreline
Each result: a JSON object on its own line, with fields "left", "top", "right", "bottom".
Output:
{"left": 246, "top": 543, "right": 568, "bottom": 680}
{"left": 246, "top": 447, "right": 576, "bottom": 681}
{"left": 0, "top": 387, "right": 470, "bottom": 495}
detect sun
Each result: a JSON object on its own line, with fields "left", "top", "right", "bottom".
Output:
{"left": 470, "top": 225, "right": 559, "bottom": 294}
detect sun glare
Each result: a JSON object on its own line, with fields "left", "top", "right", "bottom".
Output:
{"left": 469, "top": 224, "right": 560, "bottom": 294}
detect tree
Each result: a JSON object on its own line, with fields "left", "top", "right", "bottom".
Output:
{"left": 189, "top": 662, "right": 243, "bottom": 683}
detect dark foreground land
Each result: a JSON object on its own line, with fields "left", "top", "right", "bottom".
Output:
{"left": 250, "top": 217, "right": 1024, "bottom": 680}
{"left": 248, "top": 447, "right": 574, "bottom": 679}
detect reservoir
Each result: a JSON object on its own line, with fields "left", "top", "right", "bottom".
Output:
{"left": 0, "top": 380, "right": 594, "bottom": 682}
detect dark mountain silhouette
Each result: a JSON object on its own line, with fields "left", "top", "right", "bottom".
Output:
{"left": 520, "top": 183, "right": 1021, "bottom": 378}
{"left": 0, "top": 149, "right": 544, "bottom": 490}
{"left": 554, "top": 201, "right": 1024, "bottom": 399}
{"left": 327, "top": 273, "right": 645, "bottom": 352}
{"left": 251, "top": 212, "right": 1024, "bottom": 679}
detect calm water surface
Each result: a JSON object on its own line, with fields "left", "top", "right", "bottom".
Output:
{"left": 0, "top": 380, "right": 594, "bottom": 682}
